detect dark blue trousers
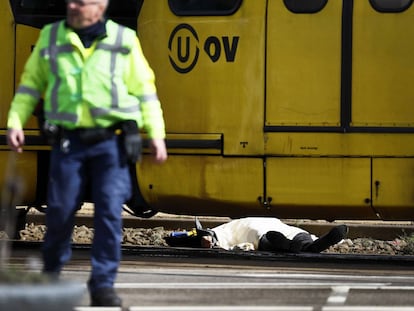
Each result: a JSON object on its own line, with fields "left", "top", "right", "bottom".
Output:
{"left": 43, "top": 134, "right": 131, "bottom": 292}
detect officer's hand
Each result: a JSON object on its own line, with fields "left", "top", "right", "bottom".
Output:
{"left": 150, "top": 138, "right": 167, "bottom": 163}
{"left": 124, "top": 133, "right": 142, "bottom": 164}
{"left": 7, "top": 128, "right": 25, "bottom": 153}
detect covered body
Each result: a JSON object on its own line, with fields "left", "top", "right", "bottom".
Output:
{"left": 212, "top": 217, "right": 317, "bottom": 250}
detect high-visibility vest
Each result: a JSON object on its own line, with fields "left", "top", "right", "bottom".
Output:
{"left": 8, "top": 19, "right": 165, "bottom": 138}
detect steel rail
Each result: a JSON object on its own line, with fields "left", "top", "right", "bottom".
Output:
{"left": 10, "top": 240, "right": 414, "bottom": 269}
{"left": 25, "top": 213, "right": 414, "bottom": 240}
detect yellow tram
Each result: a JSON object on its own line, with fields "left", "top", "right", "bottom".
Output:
{"left": 1, "top": 0, "right": 414, "bottom": 220}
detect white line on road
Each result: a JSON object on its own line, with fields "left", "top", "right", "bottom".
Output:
{"left": 118, "top": 269, "right": 414, "bottom": 283}
{"left": 326, "top": 286, "right": 350, "bottom": 305}
{"left": 74, "top": 308, "right": 121, "bottom": 311}
{"left": 129, "top": 307, "right": 313, "bottom": 311}
{"left": 74, "top": 306, "right": 414, "bottom": 311}
{"left": 322, "top": 307, "right": 414, "bottom": 311}
{"left": 114, "top": 282, "right": 389, "bottom": 289}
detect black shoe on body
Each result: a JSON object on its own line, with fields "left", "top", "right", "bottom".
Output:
{"left": 290, "top": 232, "right": 314, "bottom": 253}
{"left": 305, "top": 224, "right": 348, "bottom": 253}
{"left": 90, "top": 287, "right": 122, "bottom": 307}
{"left": 258, "top": 231, "right": 291, "bottom": 252}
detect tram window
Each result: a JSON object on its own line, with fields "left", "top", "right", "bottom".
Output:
{"left": 283, "top": 0, "right": 328, "bottom": 14}
{"left": 10, "top": 0, "right": 65, "bottom": 28}
{"left": 369, "top": 0, "right": 413, "bottom": 12}
{"left": 106, "top": 0, "right": 143, "bottom": 30}
{"left": 168, "top": 0, "right": 243, "bottom": 16}
{"left": 20, "top": 0, "right": 50, "bottom": 9}
{"left": 10, "top": 0, "right": 142, "bottom": 30}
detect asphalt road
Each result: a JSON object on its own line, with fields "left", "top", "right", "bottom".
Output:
{"left": 43, "top": 249, "right": 414, "bottom": 311}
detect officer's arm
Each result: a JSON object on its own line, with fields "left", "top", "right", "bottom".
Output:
{"left": 126, "top": 37, "right": 166, "bottom": 140}
{"left": 7, "top": 34, "right": 48, "bottom": 130}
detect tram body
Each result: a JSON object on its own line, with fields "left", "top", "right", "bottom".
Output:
{"left": 1, "top": 0, "right": 414, "bottom": 220}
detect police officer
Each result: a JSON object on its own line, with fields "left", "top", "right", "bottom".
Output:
{"left": 7, "top": 0, "right": 167, "bottom": 307}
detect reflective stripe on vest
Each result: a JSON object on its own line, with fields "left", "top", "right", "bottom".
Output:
{"left": 16, "top": 85, "right": 42, "bottom": 100}
{"left": 139, "top": 93, "right": 159, "bottom": 103}
{"left": 44, "top": 22, "right": 77, "bottom": 123}
{"left": 42, "top": 21, "right": 140, "bottom": 124}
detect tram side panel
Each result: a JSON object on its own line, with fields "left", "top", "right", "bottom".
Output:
{"left": 0, "top": 0, "right": 15, "bottom": 128}
{"left": 3, "top": 0, "right": 413, "bottom": 219}
{"left": 266, "top": 0, "right": 342, "bottom": 127}
{"left": 353, "top": 0, "right": 414, "bottom": 219}
{"left": 14, "top": 25, "right": 40, "bottom": 129}
{"left": 265, "top": 0, "right": 414, "bottom": 220}
{"left": 352, "top": 0, "right": 414, "bottom": 128}
{"left": 265, "top": 0, "right": 375, "bottom": 219}
{"left": 136, "top": 0, "right": 267, "bottom": 216}
{"left": 0, "top": 1, "right": 39, "bottom": 206}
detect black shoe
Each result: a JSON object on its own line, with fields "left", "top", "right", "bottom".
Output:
{"left": 305, "top": 225, "right": 348, "bottom": 253}
{"left": 259, "top": 231, "right": 291, "bottom": 252}
{"left": 290, "top": 232, "right": 314, "bottom": 253}
{"left": 90, "top": 287, "right": 122, "bottom": 307}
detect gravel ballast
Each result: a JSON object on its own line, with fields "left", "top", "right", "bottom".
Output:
{"left": 15, "top": 223, "right": 414, "bottom": 256}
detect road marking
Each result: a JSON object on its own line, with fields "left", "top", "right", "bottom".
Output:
{"left": 129, "top": 307, "right": 313, "bottom": 311}
{"left": 323, "top": 307, "right": 414, "bottom": 311}
{"left": 326, "top": 286, "right": 350, "bottom": 305}
{"left": 74, "top": 306, "right": 414, "bottom": 311}
{"left": 74, "top": 308, "right": 121, "bottom": 311}
{"left": 114, "top": 282, "right": 387, "bottom": 289}
{"left": 118, "top": 269, "right": 414, "bottom": 284}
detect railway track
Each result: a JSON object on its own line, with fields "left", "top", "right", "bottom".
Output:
{"left": 25, "top": 210, "right": 414, "bottom": 240}
{"left": 10, "top": 239, "right": 414, "bottom": 270}
{"left": 8, "top": 241, "right": 414, "bottom": 311}
{"left": 8, "top": 207, "right": 414, "bottom": 259}
{"left": 3, "top": 208, "right": 414, "bottom": 311}
{"left": 4, "top": 248, "right": 414, "bottom": 311}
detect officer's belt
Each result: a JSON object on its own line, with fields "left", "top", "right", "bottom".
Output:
{"left": 63, "top": 127, "right": 117, "bottom": 145}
